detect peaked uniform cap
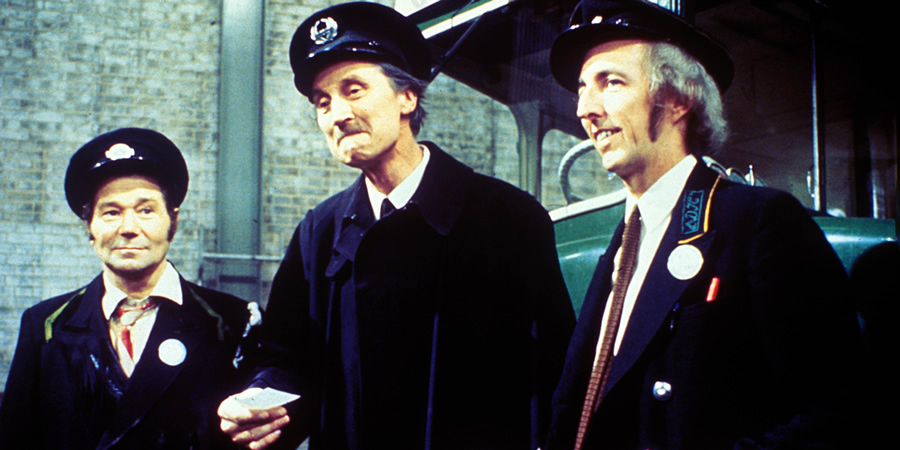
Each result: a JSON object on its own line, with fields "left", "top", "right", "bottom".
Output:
{"left": 64, "top": 127, "right": 189, "bottom": 216}
{"left": 289, "top": 1, "right": 432, "bottom": 97}
{"left": 550, "top": 0, "right": 733, "bottom": 93}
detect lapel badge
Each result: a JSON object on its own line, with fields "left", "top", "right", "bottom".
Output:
{"left": 310, "top": 17, "right": 338, "bottom": 45}
{"left": 105, "top": 143, "right": 135, "bottom": 161}
{"left": 681, "top": 190, "right": 705, "bottom": 235}
{"left": 667, "top": 244, "right": 703, "bottom": 281}
{"left": 591, "top": 15, "right": 604, "bottom": 24}
{"left": 158, "top": 338, "right": 187, "bottom": 366}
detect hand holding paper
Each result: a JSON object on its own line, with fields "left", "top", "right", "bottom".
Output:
{"left": 218, "top": 387, "right": 299, "bottom": 449}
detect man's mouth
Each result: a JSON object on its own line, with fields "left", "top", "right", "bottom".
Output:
{"left": 113, "top": 246, "right": 147, "bottom": 252}
{"left": 336, "top": 124, "right": 367, "bottom": 143}
{"left": 594, "top": 129, "right": 619, "bottom": 141}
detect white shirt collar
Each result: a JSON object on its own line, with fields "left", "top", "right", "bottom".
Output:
{"left": 366, "top": 145, "right": 431, "bottom": 220}
{"left": 101, "top": 261, "right": 184, "bottom": 320}
{"left": 625, "top": 154, "right": 697, "bottom": 230}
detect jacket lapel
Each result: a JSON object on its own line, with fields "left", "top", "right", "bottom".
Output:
{"left": 327, "top": 177, "right": 372, "bottom": 278}
{"left": 97, "top": 279, "right": 208, "bottom": 449}
{"left": 602, "top": 165, "right": 722, "bottom": 396}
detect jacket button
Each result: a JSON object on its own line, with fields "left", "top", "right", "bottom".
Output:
{"left": 652, "top": 381, "right": 672, "bottom": 401}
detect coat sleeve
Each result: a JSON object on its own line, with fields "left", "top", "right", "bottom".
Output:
{"left": 0, "top": 307, "right": 45, "bottom": 447}
{"left": 740, "top": 192, "right": 863, "bottom": 448}
{"left": 520, "top": 199, "right": 577, "bottom": 448}
{"left": 237, "top": 214, "right": 314, "bottom": 448}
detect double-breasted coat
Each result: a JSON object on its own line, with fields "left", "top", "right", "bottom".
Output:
{"left": 0, "top": 274, "right": 250, "bottom": 449}
{"left": 546, "top": 164, "right": 862, "bottom": 449}
{"left": 243, "top": 143, "right": 575, "bottom": 450}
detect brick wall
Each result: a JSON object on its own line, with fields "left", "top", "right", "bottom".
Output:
{"left": 0, "top": 0, "right": 562, "bottom": 391}
{"left": 0, "top": 0, "right": 224, "bottom": 390}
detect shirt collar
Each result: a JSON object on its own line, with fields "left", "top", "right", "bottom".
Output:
{"left": 625, "top": 154, "right": 697, "bottom": 229}
{"left": 101, "top": 261, "right": 184, "bottom": 320}
{"left": 366, "top": 145, "right": 430, "bottom": 220}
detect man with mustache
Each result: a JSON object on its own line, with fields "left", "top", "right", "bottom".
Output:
{"left": 0, "top": 128, "right": 253, "bottom": 449}
{"left": 544, "top": 1, "right": 861, "bottom": 448}
{"left": 217, "top": 2, "right": 575, "bottom": 449}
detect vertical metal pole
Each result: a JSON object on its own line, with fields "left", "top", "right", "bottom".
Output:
{"left": 811, "top": 5, "right": 827, "bottom": 212}
{"left": 510, "top": 102, "right": 543, "bottom": 197}
{"left": 217, "top": 0, "right": 264, "bottom": 301}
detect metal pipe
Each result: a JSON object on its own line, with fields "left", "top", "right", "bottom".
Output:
{"left": 811, "top": 4, "right": 826, "bottom": 212}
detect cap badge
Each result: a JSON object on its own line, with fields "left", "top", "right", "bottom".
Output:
{"left": 311, "top": 17, "right": 338, "bottom": 45}
{"left": 591, "top": 15, "right": 604, "bottom": 24}
{"left": 104, "top": 143, "right": 136, "bottom": 162}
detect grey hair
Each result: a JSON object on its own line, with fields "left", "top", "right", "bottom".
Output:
{"left": 377, "top": 62, "right": 429, "bottom": 136}
{"left": 644, "top": 42, "right": 728, "bottom": 155}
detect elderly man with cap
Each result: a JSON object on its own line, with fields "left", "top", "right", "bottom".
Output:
{"left": 0, "top": 128, "right": 252, "bottom": 449}
{"left": 544, "top": 1, "right": 861, "bottom": 449}
{"left": 217, "top": 2, "right": 574, "bottom": 450}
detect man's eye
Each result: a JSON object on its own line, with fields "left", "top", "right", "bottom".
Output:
{"left": 102, "top": 210, "right": 119, "bottom": 217}
{"left": 316, "top": 99, "right": 330, "bottom": 109}
{"left": 139, "top": 207, "right": 154, "bottom": 214}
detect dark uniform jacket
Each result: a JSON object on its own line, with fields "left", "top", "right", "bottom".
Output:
{"left": 244, "top": 143, "right": 575, "bottom": 450}
{"left": 0, "top": 273, "right": 250, "bottom": 449}
{"left": 546, "top": 164, "right": 862, "bottom": 449}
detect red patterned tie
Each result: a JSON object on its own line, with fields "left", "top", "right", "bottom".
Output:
{"left": 573, "top": 207, "right": 641, "bottom": 450}
{"left": 113, "top": 297, "right": 159, "bottom": 359}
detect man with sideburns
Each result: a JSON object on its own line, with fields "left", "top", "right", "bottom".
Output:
{"left": 545, "top": 1, "right": 861, "bottom": 448}
{"left": 0, "top": 128, "right": 252, "bottom": 449}
{"left": 217, "top": 3, "right": 575, "bottom": 450}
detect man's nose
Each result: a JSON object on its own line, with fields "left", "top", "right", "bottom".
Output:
{"left": 330, "top": 96, "right": 354, "bottom": 125}
{"left": 119, "top": 210, "right": 139, "bottom": 235}
{"left": 576, "top": 84, "right": 605, "bottom": 121}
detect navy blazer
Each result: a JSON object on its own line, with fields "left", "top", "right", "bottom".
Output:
{"left": 243, "top": 143, "right": 575, "bottom": 450}
{"left": 0, "top": 274, "right": 249, "bottom": 449}
{"left": 547, "top": 165, "right": 862, "bottom": 449}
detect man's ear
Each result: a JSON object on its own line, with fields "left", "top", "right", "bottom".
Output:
{"left": 667, "top": 99, "right": 692, "bottom": 125}
{"left": 399, "top": 89, "right": 418, "bottom": 116}
{"left": 168, "top": 208, "right": 179, "bottom": 242}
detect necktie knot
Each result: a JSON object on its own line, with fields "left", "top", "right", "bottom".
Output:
{"left": 116, "top": 297, "right": 160, "bottom": 326}
{"left": 380, "top": 199, "right": 396, "bottom": 219}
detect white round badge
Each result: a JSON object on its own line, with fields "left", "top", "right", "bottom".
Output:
{"left": 667, "top": 244, "right": 704, "bottom": 280}
{"left": 158, "top": 338, "right": 187, "bottom": 366}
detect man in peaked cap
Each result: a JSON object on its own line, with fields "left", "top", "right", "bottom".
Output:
{"left": 544, "top": 1, "right": 862, "bottom": 449}
{"left": 0, "top": 128, "right": 254, "bottom": 449}
{"left": 218, "top": 2, "right": 574, "bottom": 449}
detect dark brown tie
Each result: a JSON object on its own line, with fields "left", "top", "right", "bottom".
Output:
{"left": 573, "top": 207, "right": 641, "bottom": 450}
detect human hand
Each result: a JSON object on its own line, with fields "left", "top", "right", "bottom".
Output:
{"left": 218, "top": 388, "right": 291, "bottom": 449}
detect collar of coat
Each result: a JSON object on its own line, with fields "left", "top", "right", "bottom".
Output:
{"left": 337, "top": 141, "right": 475, "bottom": 236}
{"left": 45, "top": 274, "right": 233, "bottom": 344}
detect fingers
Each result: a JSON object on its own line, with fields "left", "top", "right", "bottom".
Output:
{"left": 247, "top": 429, "right": 282, "bottom": 450}
{"left": 230, "top": 414, "right": 290, "bottom": 449}
{"left": 218, "top": 389, "right": 291, "bottom": 449}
